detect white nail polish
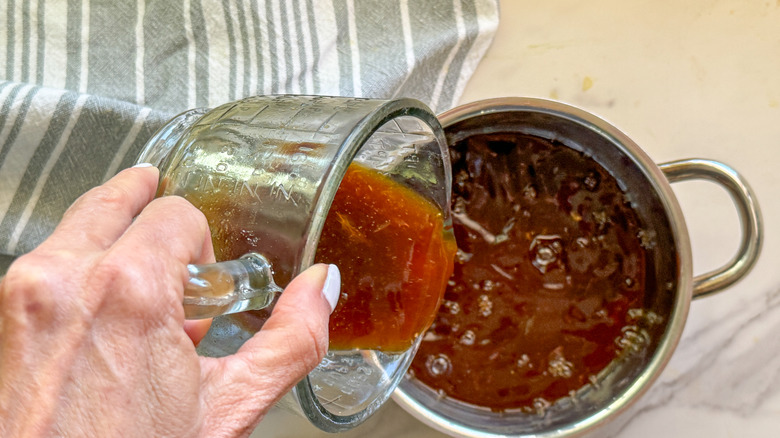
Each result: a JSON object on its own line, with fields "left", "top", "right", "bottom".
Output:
{"left": 322, "top": 264, "right": 341, "bottom": 313}
{"left": 133, "top": 162, "right": 154, "bottom": 168}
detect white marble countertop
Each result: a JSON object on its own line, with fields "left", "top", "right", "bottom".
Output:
{"left": 255, "top": 1, "right": 780, "bottom": 436}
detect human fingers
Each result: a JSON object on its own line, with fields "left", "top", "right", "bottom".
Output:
{"left": 0, "top": 175, "right": 218, "bottom": 437}
{"left": 0, "top": 164, "right": 162, "bottom": 335}
{"left": 42, "top": 165, "right": 160, "bottom": 252}
{"left": 198, "top": 264, "right": 340, "bottom": 435}
{"left": 97, "top": 195, "right": 215, "bottom": 321}
{"left": 0, "top": 165, "right": 161, "bottom": 371}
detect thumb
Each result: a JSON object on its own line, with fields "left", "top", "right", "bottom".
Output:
{"left": 238, "top": 263, "right": 340, "bottom": 381}
{"left": 200, "top": 264, "right": 340, "bottom": 434}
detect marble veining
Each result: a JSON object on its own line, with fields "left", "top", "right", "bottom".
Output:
{"left": 602, "top": 288, "right": 780, "bottom": 437}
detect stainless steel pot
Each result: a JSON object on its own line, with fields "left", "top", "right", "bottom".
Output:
{"left": 393, "top": 97, "right": 762, "bottom": 437}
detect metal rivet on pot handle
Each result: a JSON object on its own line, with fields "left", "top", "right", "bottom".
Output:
{"left": 660, "top": 159, "right": 763, "bottom": 299}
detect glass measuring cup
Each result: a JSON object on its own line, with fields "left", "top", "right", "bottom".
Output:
{"left": 136, "top": 95, "right": 453, "bottom": 431}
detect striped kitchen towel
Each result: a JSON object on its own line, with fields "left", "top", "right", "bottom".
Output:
{"left": 0, "top": 0, "right": 500, "bottom": 272}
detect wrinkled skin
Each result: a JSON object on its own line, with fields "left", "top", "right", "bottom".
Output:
{"left": 0, "top": 166, "right": 335, "bottom": 437}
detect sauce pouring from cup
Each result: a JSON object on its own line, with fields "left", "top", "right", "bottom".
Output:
{"left": 181, "top": 162, "right": 456, "bottom": 353}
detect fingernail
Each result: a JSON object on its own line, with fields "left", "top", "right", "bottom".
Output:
{"left": 322, "top": 264, "right": 341, "bottom": 313}
{"left": 133, "top": 162, "right": 154, "bottom": 168}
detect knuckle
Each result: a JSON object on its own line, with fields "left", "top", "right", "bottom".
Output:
{"left": 1, "top": 253, "right": 63, "bottom": 319}
{"left": 150, "top": 196, "right": 209, "bottom": 232}
{"left": 91, "top": 254, "right": 148, "bottom": 303}
{"left": 61, "top": 185, "right": 131, "bottom": 228}
{"left": 90, "top": 255, "right": 143, "bottom": 307}
{"left": 308, "top": 326, "right": 330, "bottom": 368}
{"left": 83, "top": 184, "right": 131, "bottom": 210}
{"left": 90, "top": 255, "right": 128, "bottom": 287}
{"left": 291, "top": 320, "right": 329, "bottom": 371}
{"left": 93, "top": 250, "right": 183, "bottom": 318}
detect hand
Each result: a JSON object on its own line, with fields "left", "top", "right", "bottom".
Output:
{"left": 0, "top": 165, "right": 340, "bottom": 437}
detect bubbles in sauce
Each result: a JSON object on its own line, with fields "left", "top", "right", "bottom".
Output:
{"left": 426, "top": 354, "right": 453, "bottom": 377}
{"left": 410, "top": 132, "right": 654, "bottom": 412}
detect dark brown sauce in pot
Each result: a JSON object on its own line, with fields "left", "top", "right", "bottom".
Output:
{"left": 410, "top": 132, "right": 650, "bottom": 411}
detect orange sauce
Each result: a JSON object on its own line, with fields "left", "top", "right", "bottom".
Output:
{"left": 316, "top": 164, "right": 456, "bottom": 352}
{"left": 177, "top": 162, "right": 455, "bottom": 352}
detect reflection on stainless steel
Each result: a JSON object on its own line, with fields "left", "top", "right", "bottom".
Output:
{"left": 660, "top": 159, "right": 762, "bottom": 298}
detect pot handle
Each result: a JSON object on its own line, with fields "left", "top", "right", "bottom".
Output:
{"left": 660, "top": 159, "right": 762, "bottom": 299}
{"left": 183, "top": 252, "right": 283, "bottom": 319}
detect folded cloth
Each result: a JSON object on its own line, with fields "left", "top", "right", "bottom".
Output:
{"left": 0, "top": 0, "right": 499, "bottom": 273}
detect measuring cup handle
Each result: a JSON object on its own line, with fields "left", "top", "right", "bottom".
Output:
{"left": 660, "top": 159, "right": 763, "bottom": 299}
{"left": 183, "top": 252, "right": 283, "bottom": 319}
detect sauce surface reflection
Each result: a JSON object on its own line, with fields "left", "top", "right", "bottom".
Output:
{"left": 410, "top": 133, "right": 650, "bottom": 411}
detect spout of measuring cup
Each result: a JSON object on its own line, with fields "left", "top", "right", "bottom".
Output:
{"left": 183, "top": 252, "right": 283, "bottom": 319}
